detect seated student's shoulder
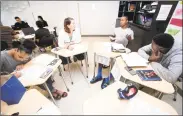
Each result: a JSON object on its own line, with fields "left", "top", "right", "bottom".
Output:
{"left": 1, "top": 51, "right": 7, "bottom": 60}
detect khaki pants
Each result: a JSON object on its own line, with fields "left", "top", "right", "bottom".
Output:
{"left": 26, "top": 86, "right": 49, "bottom": 98}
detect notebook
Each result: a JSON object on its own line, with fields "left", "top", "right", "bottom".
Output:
{"left": 111, "top": 43, "right": 125, "bottom": 50}
{"left": 136, "top": 70, "right": 162, "bottom": 81}
{"left": 121, "top": 52, "right": 148, "bottom": 67}
{"left": 1, "top": 75, "right": 26, "bottom": 105}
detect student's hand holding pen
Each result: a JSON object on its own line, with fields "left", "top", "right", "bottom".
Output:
{"left": 11, "top": 71, "right": 21, "bottom": 78}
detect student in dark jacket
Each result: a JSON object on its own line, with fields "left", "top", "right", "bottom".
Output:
{"left": 35, "top": 21, "right": 54, "bottom": 49}
{"left": 13, "top": 17, "right": 30, "bottom": 30}
{"left": 38, "top": 16, "right": 48, "bottom": 27}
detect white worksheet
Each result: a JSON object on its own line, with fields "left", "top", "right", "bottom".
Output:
{"left": 111, "top": 60, "right": 121, "bottom": 81}
{"left": 121, "top": 52, "right": 148, "bottom": 67}
{"left": 19, "top": 65, "right": 47, "bottom": 80}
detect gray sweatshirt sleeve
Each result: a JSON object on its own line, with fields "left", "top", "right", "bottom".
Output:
{"left": 0, "top": 54, "right": 5, "bottom": 72}
{"left": 150, "top": 54, "right": 182, "bottom": 83}
{"left": 138, "top": 44, "right": 152, "bottom": 60}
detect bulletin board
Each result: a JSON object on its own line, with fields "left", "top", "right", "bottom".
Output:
{"left": 165, "top": 1, "right": 182, "bottom": 41}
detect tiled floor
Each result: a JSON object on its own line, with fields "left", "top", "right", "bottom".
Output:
{"left": 49, "top": 37, "right": 182, "bottom": 115}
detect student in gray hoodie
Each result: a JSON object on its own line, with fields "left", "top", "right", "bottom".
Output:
{"left": 138, "top": 33, "right": 182, "bottom": 84}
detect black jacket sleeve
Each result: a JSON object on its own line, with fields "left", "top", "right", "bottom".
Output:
{"left": 43, "top": 20, "right": 48, "bottom": 27}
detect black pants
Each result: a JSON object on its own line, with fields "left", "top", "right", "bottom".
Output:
{"left": 39, "top": 77, "right": 54, "bottom": 91}
{"left": 59, "top": 53, "right": 85, "bottom": 65}
{"left": 36, "top": 38, "right": 54, "bottom": 48}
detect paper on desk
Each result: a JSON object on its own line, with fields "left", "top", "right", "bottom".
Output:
{"left": 111, "top": 60, "right": 121, "bottom": 81}
{"left": 111, "top": 43, "right": 125, "bottom": 50}
{"left": 126, "top": 99, "right": 170, "bottom": 115}
{"left": 19, "top": 65, "right": 47, "bottom": 80}
{"left": 121, "top": 52, "right": 148, "bottom": 67}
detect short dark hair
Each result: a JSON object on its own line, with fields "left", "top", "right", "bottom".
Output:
{"left": 38, "top": 16, "right": 43, "bottom": 20}
{"left": 153, "top": 33, "right": 174, "bottom": 48}
{"left": 122, "top": 16, "right": 128, "bottom": 20}
{"left": 14, "top": 16, "right": 20, "bottom": 20}
{"left": 64, "top": 17, "right": 74, "bottom": 33}
{"left": 36, "top": 21, "right": 44, "bottom": 28}
{"left": 18, "top": 39, "right": 36, "bottom": 54}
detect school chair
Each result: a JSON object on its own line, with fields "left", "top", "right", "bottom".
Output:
{"left": 173, "top": 76, "right": 182, "bottom": 101}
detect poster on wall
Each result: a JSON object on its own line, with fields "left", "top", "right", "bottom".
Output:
{"left": 165, "top": 1, "right": 182, "bottom": 40}
{"left": 156, "top": 5, "right": 172, "bottom": 20}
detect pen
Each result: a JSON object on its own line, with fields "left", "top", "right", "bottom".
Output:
{"left": 37, "top": 107, "right": 42, "bottom": 112}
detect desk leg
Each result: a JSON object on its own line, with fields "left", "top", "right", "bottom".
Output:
{"left": 43, "top": 83, "right": 57, "bottom": 105}
{"left": 58, "top": 65, "right": 70, "bottom": 92}
{"left": 108, "top": 58, "right": 112, "bottom": 82}
{"left": 67, "top": 57, "right": 73, "bottom": 84}
{"left": 84, "top": 52, "right": 88, "bottom": 78}
{"left": 158, "top": 92, "right": 163, "bottom": 99}
{"left": 93, "top": 53, "right": 96, "bottom": 78}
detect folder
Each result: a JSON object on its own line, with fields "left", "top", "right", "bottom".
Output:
{"left": 1, "top": 75, "right": 26, "bottom": 105}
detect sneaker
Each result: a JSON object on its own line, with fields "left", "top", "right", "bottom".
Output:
{"left": 101, "top": 78, "right": 110, "bottom": 89}
{"left": 90, "top": 76, "right": 102, "bottom": 84}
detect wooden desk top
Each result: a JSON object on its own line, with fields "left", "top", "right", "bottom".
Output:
{"left": 115, "top": 56, "right": 175, "bottom": 94}
{"left": 18, "top": 54, "right": 61, "bottom": 87}
{"left": 83, "top": 81, "right": 177, "bottom": 115}
{"left": 51, "top": 42, "right": 88, "bottom": 57}
{"left": 3, "top": 89, "right": 61, "bottom": 115}
{"left": 94, "top": 42, "right": 131, "bottom": 58}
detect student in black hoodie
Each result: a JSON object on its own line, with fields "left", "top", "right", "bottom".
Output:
{"left": 38, "top": 16, "right": 48, "bottom": 27}
{"left": 13, "top": 17, "right": 30, "bottom": 30}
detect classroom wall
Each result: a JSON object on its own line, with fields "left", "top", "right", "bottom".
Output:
{"left": 79, "top": 1, "right": 119, "bottom": 35}
{"left": 165, "top": 1, "right": 182, "bottom": 44}
{"left": 1, "top": 1, "right": 35, "bottom": 28}
{"left": 1, "top": 1, "right": 119, "bottom": 35}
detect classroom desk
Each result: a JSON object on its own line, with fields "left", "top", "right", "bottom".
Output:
{"left": 51, "top": 42, "right": 89, "bottom": 84}
{"left": 94, "top": 41, "right": 127, "bottom": 58}
{"left": 18, "top": 54, "right": 68, "bottom": 105}
{"left": 83, "top": 81, "right": 178, "bottom": 115}
{"left": 93, "top": 41, "right": 131, "bottom": 78}
{"left": 115, "top": 56, "right": 175, "bottom": 95}
{"left": 3, "top": 89, "right": 61, "bottom": 115}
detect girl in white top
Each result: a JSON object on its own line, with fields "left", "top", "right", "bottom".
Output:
{"left": 58, "top": 17, "right": 85, "bottom": 64}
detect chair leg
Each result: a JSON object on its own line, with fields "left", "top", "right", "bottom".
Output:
{"left": 173, "top": 84, "right": 178, "bottom": 101}
{"left": 81, "top": 60, "right": 83, "bottom": 66}
{"left": 63, "top": 65, "right": 66, "bottom": 71}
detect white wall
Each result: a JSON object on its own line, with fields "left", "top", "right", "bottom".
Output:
{"left": 1, "top": 1, "right": 35, "bottom": 28}
{"left": 1, "top": 1, "right": 119, "bottom": 35}
{"left": 29, "top": 1, "right": 80, "bottom": 30}
{"left": 79, "top": 1, "right": 119, "bottom": 35}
